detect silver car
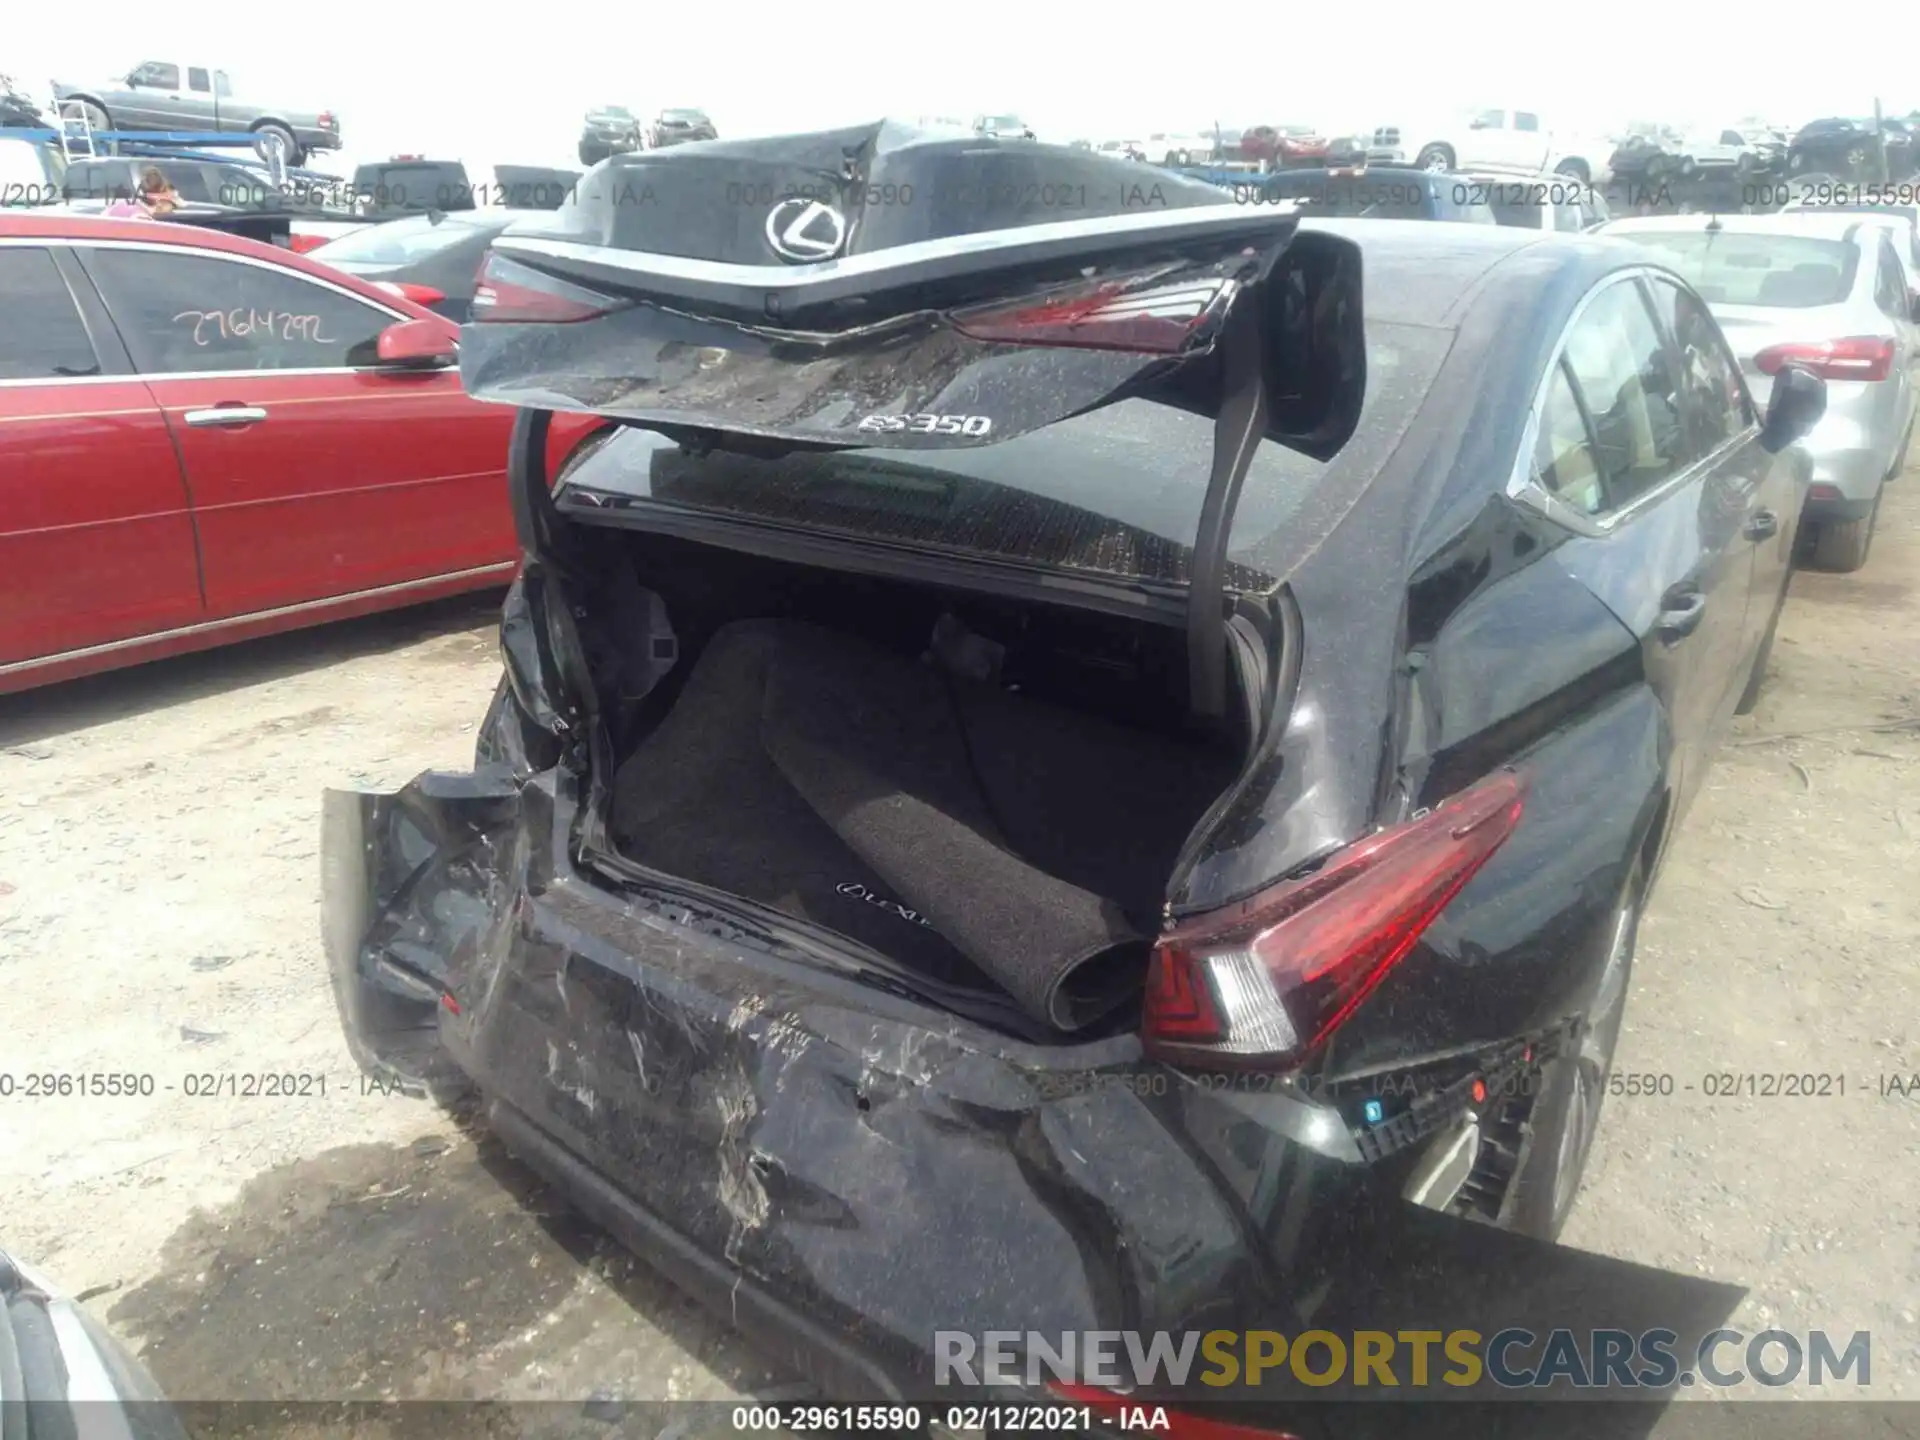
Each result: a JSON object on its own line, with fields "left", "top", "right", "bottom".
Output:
{"left": 1597, "top": 211, "right": 1919, "bottom": 571}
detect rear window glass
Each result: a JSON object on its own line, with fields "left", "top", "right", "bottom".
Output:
{"left": 313, "top": 212, "right": 495, "bottom": 263}
{"left": 351, "top": 164, "right": 473, "bottom": 214}
{"left": 555, "top": 322, "right": 1452, "bottom": 591}
{"left": 1618, "top": 232, "right": 1858, "bottom": 307}
{"left": 1488, "top": 199, "right": 1545, "bottom": 229}
{"left": 1264, "top": 174, "right": 1436, "bottom": 220}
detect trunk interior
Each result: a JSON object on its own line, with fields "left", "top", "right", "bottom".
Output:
{"left": 578, "top": 529, "right": 1260, "bottom": 1041}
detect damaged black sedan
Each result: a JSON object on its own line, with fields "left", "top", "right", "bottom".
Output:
{"left": 323, "top": 122, "right": 1823, "bottom": 1402}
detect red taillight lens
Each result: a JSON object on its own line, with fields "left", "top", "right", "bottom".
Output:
{"left": 1754, "top": 336, "right": 1894, "bottom": 382}
{"left": 951, "top": 275, "right": 1238, "bottom": 354}
{"left": 470, "top": 251, "right": 626, "bottom": 323}
{"left": 372, "top": 280, "right": 446, "bottom": 306}
{"left": 288, "top": 234, "right": 329, "bottom": 254}
{"left": 1144, "top": 769, "right": 1529, "bottom": 1068}
{"left": 1049, "top": 1383, "right": 1301, "bottom": 1440}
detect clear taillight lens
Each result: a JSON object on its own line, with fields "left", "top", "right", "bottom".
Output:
{"left": 1144, "top": 769, "right": 1529, "bottom": 1069}
{"left": 469, "top": 251, "right": 627, "bottom": 324}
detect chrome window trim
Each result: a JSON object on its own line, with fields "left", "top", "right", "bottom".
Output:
{"left": 1507, "top": 265, "right": 1760, "bottom": 538}
{"left": 0, "top": 235, "right": 408, "bottom": 320}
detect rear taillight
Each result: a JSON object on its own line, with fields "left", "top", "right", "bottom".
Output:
{"left": 1754, "top": 336, "right": 1895, "bottom": 382}
{"left": 470, "top": 251, "right": 627, "bottom": 323}
{"left": 1144, "top": 769, "right": 1529, "bottom": 1068}
{"left": 372, "top": 280, "right": 446, "bottom": 306}
{"left": 950, "top": 275, "right": 1238, "bottom": 354}
{"left": 288, "top": 233, "right": 329, "bottom": 254}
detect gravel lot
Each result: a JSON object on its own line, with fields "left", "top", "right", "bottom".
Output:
{"left": 1, "top": 475, "right": 1916, "bottom": 1417}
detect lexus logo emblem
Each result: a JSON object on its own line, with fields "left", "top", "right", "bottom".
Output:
{"left": 765, "top": 197, "right": 848, "bottom": 263}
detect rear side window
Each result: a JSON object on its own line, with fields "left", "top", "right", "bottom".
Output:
{"left": 1645, "top": 277, "right": 1753, "bottom": 455}
{"left": 1558, "top": 279, "right": 1690, "bottom": 511}
{"left": 1265, "top": 175, "right": 1433, "bottom": 220}
{"left": 1533, "top": 363, "right": 1605, "bottom": 515}
{"left": 1488, "top": 198, "right": 1545, "bottom": 229}
{"left": 188, "top": 67, "right": 210, "bottom": 92}
{"left": 0, "top": 248, "right": 101, "bottom": 381}
{"left": 83, "top": 248, "right": 390, "bottom": 373}
{"left": 65, "top": 162, "right": 131, "bottom": 200}
{"left": 157, "top": 164, "right": 213, "bottom": 203}
{"left": 1515, "top": 113, "right": 1541, "bottom": 132}
{"left": 1873, "top": 236, "right": 1908, "bottom": 317}
{"left": 1617, "top": 230, "right": 1858, "bottom": 307}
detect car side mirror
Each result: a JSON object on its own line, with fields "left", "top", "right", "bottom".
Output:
{"left": 375, "top": 318, "right": 457, "bottom": 369}
{"left": 1759, "top": 364, "right": 1826, "bottom": 453}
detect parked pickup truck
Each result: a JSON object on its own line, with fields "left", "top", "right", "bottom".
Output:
{"left": 1367, "top": 107, "right": 1611, "bottom": 186}
{"left": 51, "top": 61, "right": 340, "bottom": 165}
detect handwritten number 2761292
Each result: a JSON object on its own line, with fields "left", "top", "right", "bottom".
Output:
{"left": 172, "top": 309, "right": 336, "bottom": 347}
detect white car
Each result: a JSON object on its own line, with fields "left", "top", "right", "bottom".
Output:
{"left": 970, "top": 114, "right": 1034, "bottom": 141}
{"left": 1367, "top": 106, "right": 1611, "bottom": 186}
{"left": 1142, "top": 130, "right": 1225, "bottom": 167}
{"left": 1668, "top": 125, "right": 1779, "bottom": 177}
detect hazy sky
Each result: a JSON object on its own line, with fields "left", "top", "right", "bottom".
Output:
{"left": 10, "top": 1, "right": 1916, "bottom": 177}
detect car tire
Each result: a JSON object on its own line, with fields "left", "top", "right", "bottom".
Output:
{"left": 1806, "top": 492, "right": 1880, "bottom": 572}
{"left": 1505, "top": 860, "right": 1645, "bottom": 1241}
{"left": 1735, "top": 582, "right": 1787, "bottom": 716}
{"left": 1415, "top": 143, "right": 1454, "bottom": 172}
{"left": 1554, "top": 158, "right": 1589, "bottom": 184}
{"left": 252, "top": 122, "right": 300, "bottom": 167}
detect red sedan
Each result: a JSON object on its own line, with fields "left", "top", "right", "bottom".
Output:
{"left": 1240, "top": 124, "right": 1331, "bottom": 169}
{"left": 0, "top": 212, "right": 603, "bottom": 694}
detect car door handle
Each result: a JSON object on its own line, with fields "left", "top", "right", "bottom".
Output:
{"left": 183, "top": 406, "right": 268, "bottom": 428}
{"left": 1655, "top": 586, "right": 1707, "bottom": 641}
{"left": 1745, "top": 509, "right": 1780, "bottom": 541}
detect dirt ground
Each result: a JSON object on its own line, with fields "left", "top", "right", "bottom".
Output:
{"left": 1, "top": 474, "right": 1916, "bottom": 1421}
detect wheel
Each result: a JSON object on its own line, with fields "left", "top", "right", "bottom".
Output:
{"left": 1735, "top": 151, "right": 1758, "bottom": 177}
{"left": 78, "top": 100, "right": 112, "bottom": 136}
{"left": 252, "top": 121, "right": 300, "bottom": 167}
{"left": 1505, "top": 862, "right": 1645, "bottom": 1240}
{"left": 1806, "top": 492, "right": 1880, "bottom": 572}
{"left": 1554, "top": 158, "right": 1589, "bottom": 184}
{"left": 1415, "top": 143, "right": 1454, "bottom": 172}
{"left": 1678, "top": 155, "right": 1699, "bottom": 180}
{"left": 1735, "top": 583, "right": 1787, "bottom": 715}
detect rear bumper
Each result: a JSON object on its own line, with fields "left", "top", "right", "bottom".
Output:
{"left": 320, "top": 767, "right": 1747, "bottom": 1404}
{"left": 293, "top": 126, "right": 341, "bottom": 151}
{"left": 1798, "top": 407, "right": 1903, "bottom": 503}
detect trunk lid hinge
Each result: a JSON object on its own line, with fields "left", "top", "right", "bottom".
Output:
{"left": 1186, "top": 293, "right": 1271, "bottom": 722}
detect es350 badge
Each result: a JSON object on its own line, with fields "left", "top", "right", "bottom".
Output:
{"left": 857, "top": 413, "right": 993, "bottom": 437}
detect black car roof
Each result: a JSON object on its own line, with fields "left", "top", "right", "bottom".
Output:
{"left": 1299, "top": 217, "right": 1644, "bottom": 329}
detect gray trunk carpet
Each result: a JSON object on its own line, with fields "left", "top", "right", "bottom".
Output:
{"left": 608, "top": 619, "right": 1236, "bottom": 1031}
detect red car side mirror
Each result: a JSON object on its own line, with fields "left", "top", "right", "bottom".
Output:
{"left": 375, "top": 318, "right": 457, "bottom": 368}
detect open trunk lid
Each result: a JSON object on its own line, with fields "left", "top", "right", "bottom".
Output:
{"left": 459, "top": 119, "right": 1366, "bottom": 718}
{"left": 459, "top": 119, "right": 1365, "bottom": 462}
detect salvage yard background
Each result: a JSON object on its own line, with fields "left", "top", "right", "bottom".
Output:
{"left": 2, "top": 477, "right": 1917, "bottom": 1408}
